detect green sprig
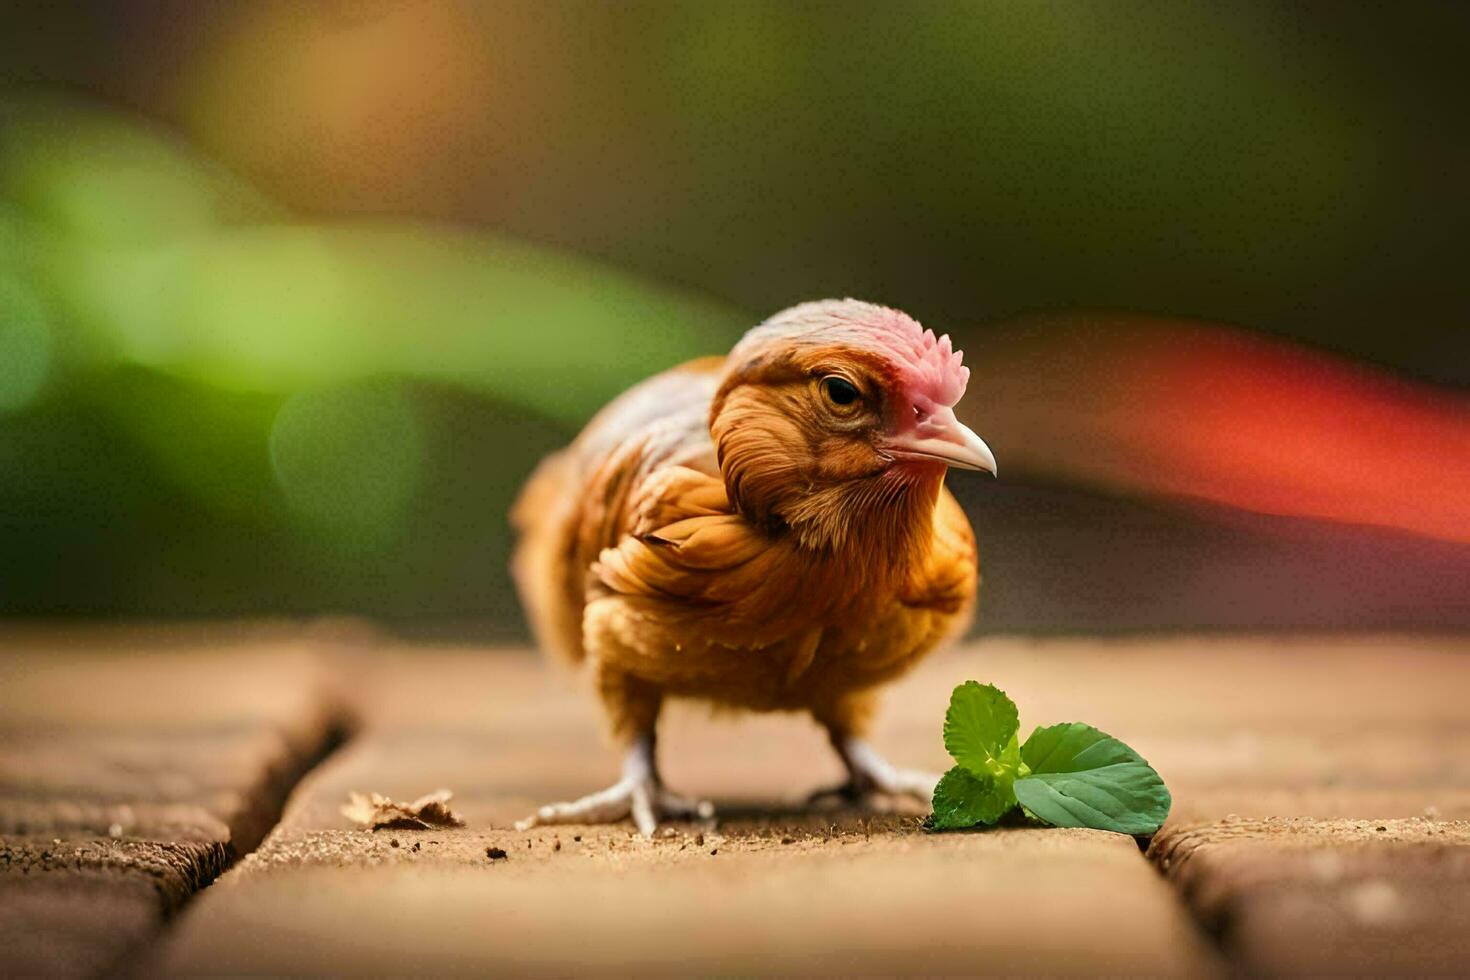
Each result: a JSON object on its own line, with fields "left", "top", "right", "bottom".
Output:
{"left": 931, "top": 682, "right": 1171, "bottom": 836}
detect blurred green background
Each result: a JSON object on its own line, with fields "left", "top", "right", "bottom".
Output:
{"left": 1, "top": 1, "right": 1466, "bottom": 633}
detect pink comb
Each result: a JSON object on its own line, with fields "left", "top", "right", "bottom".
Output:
{"left": 733, "top": 299, "right": 971, "bottom": 409}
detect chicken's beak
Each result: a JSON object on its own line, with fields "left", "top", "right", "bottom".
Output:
{"left": 882, "top": 406, "right": 998, "bottom": 475}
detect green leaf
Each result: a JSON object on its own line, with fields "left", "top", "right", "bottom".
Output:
{"left": 931, "top": 765, "right": 1015, "bottom": 830}
{"left": 943, "top": 682, "right": 1020, "bottom": 780}
{"left": 1014, "top": 723, "right": 1172, "bottom": 836}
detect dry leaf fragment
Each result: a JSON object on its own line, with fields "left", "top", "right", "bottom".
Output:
{"left": 341, "top": 789, "right": 466, "bottom": 830}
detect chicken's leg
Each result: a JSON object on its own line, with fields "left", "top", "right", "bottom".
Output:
{"left": 514, "top": 733, "right": 714, "bottom": 837}
{"left": 812, "top": 734, "right": 940, "bottom": 802}
{"left": 809, "top": 695, "right": 939, "bottom": 804}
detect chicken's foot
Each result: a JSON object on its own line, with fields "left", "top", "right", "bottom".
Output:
{"left": 514, "top": 734, "right": 714, "bottom": 837}
{"left": 809, "top": 736, "right": 940, "bottom": 805}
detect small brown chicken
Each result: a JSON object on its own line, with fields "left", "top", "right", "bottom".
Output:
{"left": 511, "top": 299, "right": 995, "bottom": 835}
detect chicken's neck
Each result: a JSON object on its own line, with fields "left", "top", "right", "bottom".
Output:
{"left": 774, "top": 463, "right": 945, "bottom": 574}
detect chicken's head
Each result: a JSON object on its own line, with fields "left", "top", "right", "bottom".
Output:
{"left": 711, "top": 299, "right": 995, "bottom": 543}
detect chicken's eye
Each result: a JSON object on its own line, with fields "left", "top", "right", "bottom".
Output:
{"left": 822, "top": 376, "right": 860, "bottom": 408}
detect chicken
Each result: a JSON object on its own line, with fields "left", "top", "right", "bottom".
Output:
{"left": 511, "top": 299, "right": 995, "bottom": 835}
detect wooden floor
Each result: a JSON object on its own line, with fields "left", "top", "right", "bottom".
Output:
{"left": 2, "top": 625, "right": 1468, "bottom": 976}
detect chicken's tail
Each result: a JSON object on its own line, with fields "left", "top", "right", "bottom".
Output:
{"left": 510, "top": 449, "right": 587, "bottom": 665}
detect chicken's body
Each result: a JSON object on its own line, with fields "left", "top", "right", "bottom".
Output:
{"left": 512, "top": 300, "right": 993, "bottom": 835}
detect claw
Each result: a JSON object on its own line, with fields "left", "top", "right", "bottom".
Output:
{"left": 811, "top": 736, "right": 939, "bottom": 806}
{"left": 514, "top": 736, "right": 714, "bottom": 837}
{"left": 629, "top": 779, "right": 657, "bottom": 838}
{"left": 657, "top": 788, "right": 716, "bottom": 820}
